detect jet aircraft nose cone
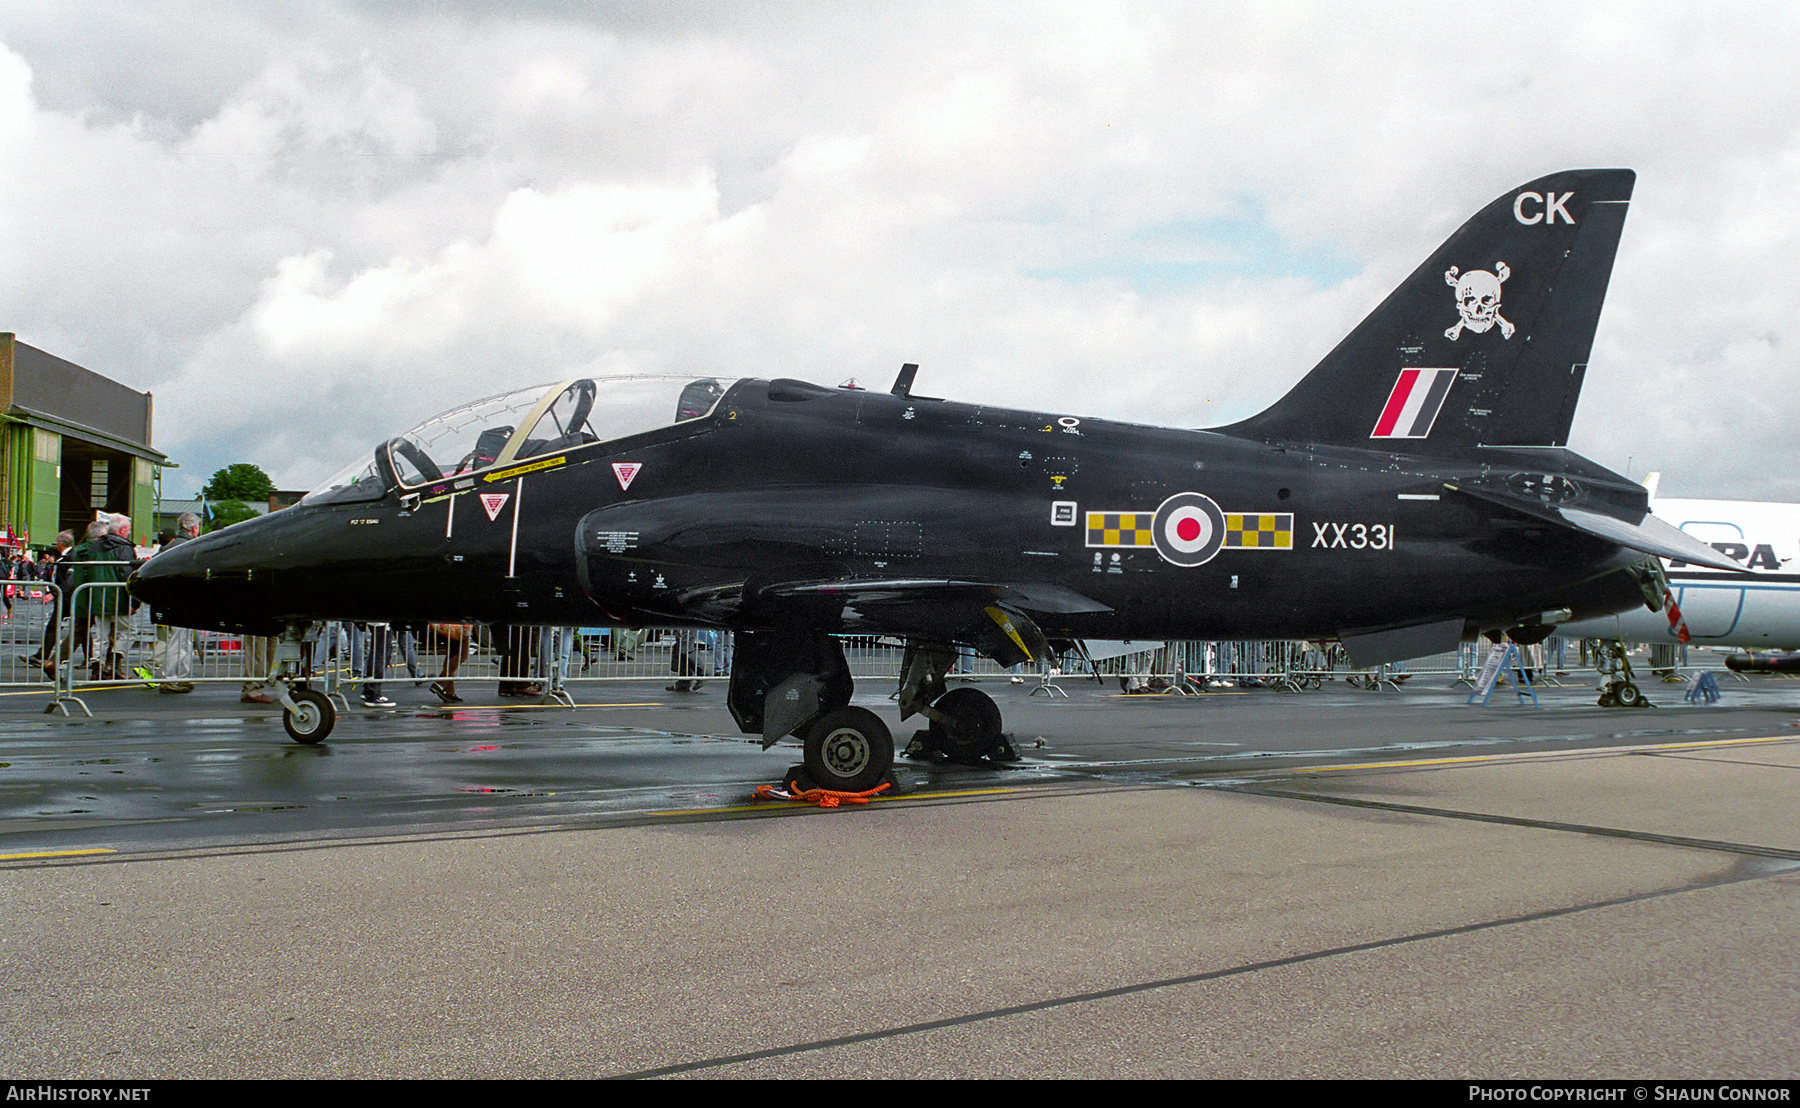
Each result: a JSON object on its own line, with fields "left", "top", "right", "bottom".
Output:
{"left": 128, "top": 519, "right": 279, "bottom": 632}
{"left": 128, "top": 532, "right": 205, "bottom": 609}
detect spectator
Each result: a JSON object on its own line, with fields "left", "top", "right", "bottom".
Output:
{"left": 241, "top": 634, "right": 276, "bottom": 703}
{"left": 89, "top": 515, "right": 139, "bottom": 680}
{"left": 359, "top": 622, "right": 395, "bottom": 707}
{"left": 154, "top": 513, "right": 200, "bottom": 693}
{"left": 1, "top": 549, "right": 15, "bottom": 619}
{"left": 31, "top": 532, "right": 74, "bottom": 673}
{"left": 496, "top": 622, "right": 541, "bottom": 697}
{"left": 427, "top": 622, "right": 470, "bottom": 703}
{"left": 50, "top": 522, "right": 109, "bottom": 679}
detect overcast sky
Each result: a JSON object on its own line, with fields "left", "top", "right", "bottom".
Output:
{"left": 2, "top": 1, "right": 1797, "bottom": 500}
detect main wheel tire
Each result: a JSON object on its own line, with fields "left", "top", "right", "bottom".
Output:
{"left": 802, "top": 706, "right": 893, "bottom": 792}
{"left": 283, "top": 689, "right": 336, "bottom": 745}
{"left": 928, "top": 687, "right": 1004, "bottom": 764}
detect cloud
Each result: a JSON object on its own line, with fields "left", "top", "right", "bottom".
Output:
{"left": 2, "top": 2, "right": 1800, "bottom": 500}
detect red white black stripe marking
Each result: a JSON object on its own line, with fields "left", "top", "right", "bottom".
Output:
{"left": 1371, "top": 367, "right": 1458, "bottom": 439}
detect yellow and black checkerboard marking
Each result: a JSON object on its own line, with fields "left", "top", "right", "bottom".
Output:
{"left": 1085, "top": 511, "right": 1155, "bottom": 548}
{"left": 1223, "top": 513, "right": 1293, "bottom": 549}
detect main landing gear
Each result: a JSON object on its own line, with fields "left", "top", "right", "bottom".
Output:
{"left": 800, "top": 706, "right": 894, "bottom": 792}
{"left": 895, "top": 644, "right": 1015, "bottom": 766}
{"left": 727, "top": 632, "right": 1016, "bottom": 792}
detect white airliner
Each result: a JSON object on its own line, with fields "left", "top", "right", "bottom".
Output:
{"left": 1558, "top": 475, "right": 1800, "bottom": 648}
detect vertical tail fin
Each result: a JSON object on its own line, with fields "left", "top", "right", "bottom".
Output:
{"left": 1217, "top": 169, "right": 1634, "bottom": 452}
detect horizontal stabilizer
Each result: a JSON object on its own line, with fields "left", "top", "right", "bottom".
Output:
{"left": 1557, "top": 507, "right": 1750, "bottom": 574}
{"left": 1443, "top": 483, "right": 1747, "bottom": 573}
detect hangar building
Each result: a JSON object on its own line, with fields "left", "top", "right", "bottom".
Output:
{"left": 0, "top": 334, "right": 169, "bottom": 550}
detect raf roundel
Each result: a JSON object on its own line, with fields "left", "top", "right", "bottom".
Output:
{"left": 1152, "top": 492, "right": 1226, "bottom": 567}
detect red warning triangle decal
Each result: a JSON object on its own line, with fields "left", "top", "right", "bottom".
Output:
{"left": 613, "top": 462, "right": 642, "bottom": 491}
{"left": 479, "top": 492, "right": 509, "bottom": 521}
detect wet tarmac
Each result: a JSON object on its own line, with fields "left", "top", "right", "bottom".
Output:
{"left": 3, "top": 673, "right": 1798, "bottom": 1078}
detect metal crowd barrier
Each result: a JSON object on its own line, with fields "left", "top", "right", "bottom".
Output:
{"left": 0, "top": 578, "right": 61, "bottom": 693}
{"left": 25, "top": 580, "right": 1756, "bottom": 712}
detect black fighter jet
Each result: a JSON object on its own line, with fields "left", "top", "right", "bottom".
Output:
{"left": 132, "top": 168, "right": 1740, "bottom": 790}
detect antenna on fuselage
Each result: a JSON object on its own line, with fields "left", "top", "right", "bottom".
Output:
{"left": 890, "top": 362, "right": 919, "bottom": 397}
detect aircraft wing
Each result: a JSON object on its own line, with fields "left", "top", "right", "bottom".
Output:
{"left": 1445, "top": 483, "right": 1748, "bottom": 573}
{"left": 682, "top": 577, "right": 1112, "bottom": 666}
{"left": 762, "top": 578, "right": 1112, "bottom": 616}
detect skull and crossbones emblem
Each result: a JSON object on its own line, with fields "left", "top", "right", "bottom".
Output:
{"left": 1444, "top": 262, "right": 1514, "bottom": 341}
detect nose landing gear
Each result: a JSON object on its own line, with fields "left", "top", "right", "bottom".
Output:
{"left": 270, "top": 622, "right": 339, "bottom": 743}
{"left": 282, "top": 687, "right": 336, "bottom": 743}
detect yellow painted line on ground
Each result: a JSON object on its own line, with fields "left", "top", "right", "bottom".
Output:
{"left": 1287, "top": 734, "right": 1796, "bottom": 775}
{"left": 7, "top": 683, "right": 151, "bottom": 696}
{"left": 0, "top": 848, "right": 116, "bottom": 861}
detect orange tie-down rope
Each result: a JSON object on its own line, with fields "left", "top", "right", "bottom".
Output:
{"left": 753, "top": 781, "right": 892, "bottom": 808}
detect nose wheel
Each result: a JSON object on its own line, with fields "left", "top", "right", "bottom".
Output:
{"left": 281, "top": 688, "right": 337, "bottom": 744}
{"left": 269, "top": 621, "right": 337, "bottom": 744}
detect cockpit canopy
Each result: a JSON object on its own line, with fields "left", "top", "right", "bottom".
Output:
{"left": 303, "top": 376, "right": 734, "bottom": 505}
